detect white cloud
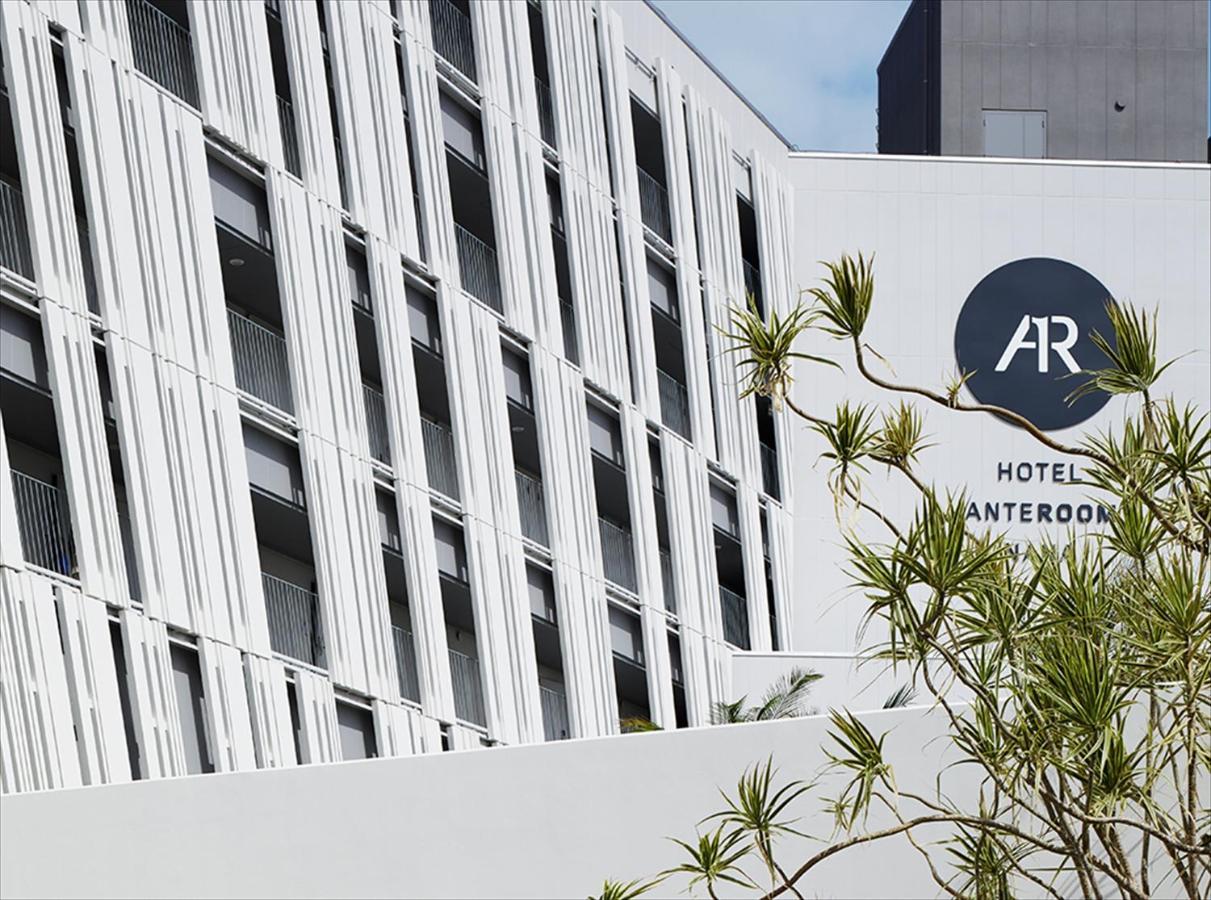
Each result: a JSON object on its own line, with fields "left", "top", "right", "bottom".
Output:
{"left": 648, "top": 0, "right": 911, "bottom": 151}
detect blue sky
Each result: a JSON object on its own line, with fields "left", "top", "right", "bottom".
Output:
{"left": 648, "top": 0, "right": 912, "bottom": 152}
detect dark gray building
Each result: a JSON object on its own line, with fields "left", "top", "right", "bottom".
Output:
{"left": 878, "top": 0, "right": 1209, "bottom": 161}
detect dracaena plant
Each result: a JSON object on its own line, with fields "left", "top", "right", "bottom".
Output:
{"left": 600, "top": 254, "right": 1210, "bottom": 900}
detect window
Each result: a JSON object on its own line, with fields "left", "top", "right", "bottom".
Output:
{"left": 170, "top": 641, "right": 214, "bottom": 775}
{"left": 0, "top": 304, "right": 50, "bottom": 389}
{"left": 439, "top": 92, "right": 485, "bottom": 170}
{"left": 433, "top": 518, "right": 468, "bottom": 582}
{"left": 709, "top": 483, "right": 740, "bottom": 537}
{"left": 346, "top": 244, "right": 371, "bottom": 313}
{"left": 243, "top": 425, "right": 305, "bottom": 507}
{"left": 608, "top": 605, "right": 644, "bottom": 665}
{"left": 376, "top": 489, "right": 401, "bottom": 554}
{"left": 982, "top": 110, "right": 1046, "bottom": 159}
{"left": 406, "top": 286, "right": 442, "bottom": 354}
{"left": 646, "top": 257, "right": 678, "bottom": 321}
{"left": 335, "top": 699, "right": 378, "bottom": 760}
{"left": 526, "top": 564, "right": 556, "bottom": 623}
{"left": 587, "top": 403, "right": 624, "bottom": 467}
{"left": 207, "top": 157, "right": 272, "bottom": 248}
{"left": 502, "top": 348, "right": 533, "bottom": 411}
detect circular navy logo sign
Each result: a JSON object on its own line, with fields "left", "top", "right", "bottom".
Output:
{"left": 954, "top": 258, "right": 1115, "bottom": 432}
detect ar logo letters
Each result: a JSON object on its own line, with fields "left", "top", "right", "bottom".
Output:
{"left": 995, "top": 315, "right": 1080, "bottom": 374}
{"left": 954, "top": 258, "right": 1116, "bottom": 432}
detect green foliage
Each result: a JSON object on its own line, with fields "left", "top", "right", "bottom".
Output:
{"left": 620, "top": 717, "right": 662, "bottom": 734}
{"left": 664, "top": 827, "right": 756, "bottom": 896}
{"left": 806, "top": 252, "right": 875, "bottom": 340}
{"left": 881, "top": 684, "right": 917, "bottom": 708}
{"left": 719, "top": 298, "right": 836, "bottom": 408}
{"left": 710, "top": 668, "right": 822, "bottom": 724}
{"left": 1068, "top": 301, "right": 1177, "bottom": 402}
{"left": 590, "top": 877, "right": 663, "bottom": 900}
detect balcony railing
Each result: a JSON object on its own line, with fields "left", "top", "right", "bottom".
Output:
{"left": 363, "top": 383, "right": 391, "bottom": 466}
{"left": 449, "top": 647, "right": 486, "bottom": 726}
{"left": 760, "top": 442, "right": 781, "bottom": 500}
{"left": 660, "top": 548, "right": 676, "bottom": 614}
{"left": 392, "top": 625, "right": 421, "bottom": 703}
{"left": 560, "top": 300, "right": 579, "bottom": 365}
{"left": 534, "top": 77, "right": 556, "bottom": 148}
{"left": 126, "top": 0, "right": 199, "bottom": 107}
{"left": 277, "top": 95, "right": 301, "bottom": 178}
{"left": 421, "top": 416, "right": 459, "bottom": 500}
{"left": 0, "top": 179, "right": 33, "bottom": 280}
{"left": 743, "top": 259, "right": 763, "bottom": 312}
{"left": 429, "top": 0, "right": 476, "bottom": 82}
{"left": 657, "top": 369, "right": 691, "bottom": 439}
{"left": 720, "top": 585, "right": 750, "bottom": 650}
{"left": 540, "top": 685, "right": 570, "bottom": 741}
{"left": 515, "top": 469, "right": 549, "bottom": 546}
{"left": 636, "top": 166, "right": 672, "bottom": 243}
{"left": 227, "top": 308, "right": 294, "bottom": 414}
{"left": 263, "top": 572, "right": 325, "bottom": 668}
{"left": 598, "top": 517, "right": 637, "bottom": 593}
{"left": 454, "top": 224, "right": 502, "bottom": 313}
{"left": 11, "top": 471, "right": 75, "bottom": 577}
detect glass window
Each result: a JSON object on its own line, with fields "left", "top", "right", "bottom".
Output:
{"left": 376, "top": 489, "right": 401, "bottom": 553}
{"left": 710, "top": 483, "right": 739, "bottom": 537}
{"left": 433, "top": 518, "right": 468, "bottom": 582}
{"left": 207, "top": 157, "right": 272, "bottom": 248}
{"left": 0, "top": 304, "right": 50, "bottom": 389}
{"left": 439, "top": 92, "right": 485, "bottom": 170}
{"left": 170, "top": 642, "right": 214, "bottom": 775}
{"left": 526, "top": 564, "right": 556, "bottom": 623}
{"left": 587, "top": 403, "right": 624, "bottom": 467}
{"left": 502, "top": 348, "right": 533, "bottom": 410}
{"left": 336, "top": 700, "right": 378, "bottom": 761}
{"left": 608, "top": 605, "right": 644, "bottom": 665}
{"left": 406, "top": 286, "right": 441, "bottom": 354}
{"left": 243, "top": 424, "right": 305, "bottom": 507}
{"left": 346, "top": 245, "right": 371, "bottom": 312}
{"left": 646, "top": 257, "right": 678, "bottom": 321}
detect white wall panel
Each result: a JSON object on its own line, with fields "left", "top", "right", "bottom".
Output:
{"left": 736, "top": 483, "right": 772, "bottom": 651}
{"left": 55, "top": 587, "right": 132, "bottom": 786}
{"left": 244, "top": 653, "right": 297, "bottom": 769}
{"left": 197, "top": 638, "right": 257, "bottom": 773}
{"left": 120, "top": 610, "right": 187, "bottom": 780}
{"left": 278, "top": 0, "right": 341, "bottom": 206}
{"left": 0, "top": 571, "right": 81, "bottom": 793}
{"left": 293, "top": 668, "right": 340, "bottom": 764}
{"left": 192, "top": 0, "right": 280, "bottom": 166}
{"left": 765, "top": 501, "right": 795, "bottom": 650}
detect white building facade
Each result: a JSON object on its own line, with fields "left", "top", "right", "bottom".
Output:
{"left": 0, "top": 0, "right": 802, "bottom": 793}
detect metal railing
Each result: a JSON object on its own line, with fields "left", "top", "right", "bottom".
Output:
{"left": 363, "top": 383, "right": 392, "bottom": 466}
{"left": 76, "top": 217, "right": 98, "bottom": 315}
{"left": 429, "top": 0, "right": 476, "bottom": 82}
{"left": 515, "top": 469, "right": 549, "bottom": 546}
{"left": 540, "top": 685, "right": 570, "bottom": 741}
{"left": 0, "top": 179, "right": 33, "bottom": 279}
{"left": 263, "top": 572, "right": 324, "bottom": 667}
{"left": 760, "top": 442, "right": 781, "bottom": 500}
{"left": 534, "top": 77, "right": 556, "bottom": 148}
{"left": 392, "top": 626, "right": 421, "bottom": 703}
{"left": 125, "top": 0, "right": 199, "bottom": 107}
{"left": 560, "top": 300, "right": 579, "bottom": 365}
{"left": 660, "top": 548, "right": 676, "bottom": 614}
{"left": 598, "top": 517, "right": 637, "bottom": 593}
{"left": 454, "top": 224, "right": 502, "bottom": 313}
{"left": 636, "top": 166, "right": 672, "bottom": 243}
{"left": 11, "top": 471, "right": 75, "bottom": 576}
{"left": 449, "top": 647, "right": 486, "bottom": 726}
{"left": 421, "top": 416, "right": 459, "bottom": 500}
{"left": 657, "top": 369, "right": 691, "bottom": 439}
{"left": 277, "top": 95, "right": 301, "bottom": 178}
{"left": 227, "top": 308, "right": 294, "bottom": 414}
{"left": 720, "top": 585, "right": 750, "bottom": 650}
{"left": 743, "top": 259, "right": 763, "bottom": 311}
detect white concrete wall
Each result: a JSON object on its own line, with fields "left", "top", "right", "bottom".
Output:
{"left": 787, "top": 153, "right": 1211, "bottom": 654}
{"left": 0, "top": 706, "right": 974, "bottom": 899}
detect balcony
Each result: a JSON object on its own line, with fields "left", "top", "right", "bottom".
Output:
{"left": 449, "top": 646, "right": 486, "bottom": 726}
{"left": 534, "top": 77, "right": 556, "bottom": 148}
{"left": 10, "top": 471, "right": 75, "bottom": 577}
{"left": 277, "top": 95, "right": 301, "bottom": 178}
{"left": 421, "top": 415, "right": 459, "bottom": 500}
{"left": 263, "top": 572, "right": 325, "bottom": 667}
{"left": 454, "top": 224, "right": 502, "bottom": 313}
{"left": 126, "top": 0, "right": 199, "bottom": 107}
{"left": 660, "top": 548, "right": 675, "bottom": 614}
{"left": 743, "top": 259, "right": 763, "bottom": 313}
{"left": 720, "top": 585, "right": 750, "bottom": 650}
{"left": 0, "top": 179, "right": 33, "bottom": 280}
{"left": 429, "top": 0, "right": 476, "bottom": 83}
{"left": 760, "top": 442, "right": 780, "bottom": 500}
{"left": 657, "top": 369, "right": 691, "bottom": 440}
{"left": 636, "top": 166, "right": 671, "bottom": 244}
{"left": 363, "top": 383, "right": 391, "bottom": 466}
{"left": 540, "top": 684, "right": 569, "bottom": 741}
{"left": 392, "top": 625, "right": 421, "bottom": 703}
{"left": 228, "top": 308, "right": 294, "bottom": 415}
{"left": 515, "top": 468, "right": 549, "bottom": 546}
{"left": 598, "top": 517, "right": 637, "bottom": 593}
